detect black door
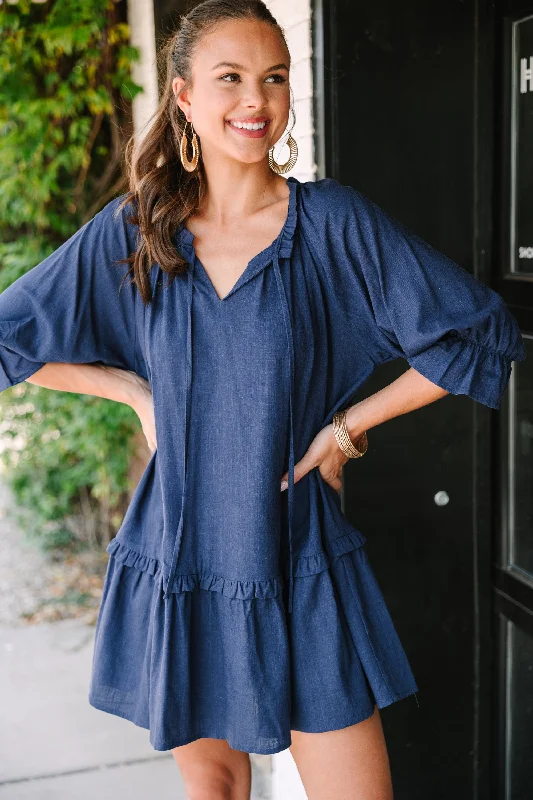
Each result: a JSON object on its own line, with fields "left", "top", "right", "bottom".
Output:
{"left": 494, "top": 2, "right": 533, "bottom": 798}
{"left": 316, "top": 0, "right": 531, "bottom": 797}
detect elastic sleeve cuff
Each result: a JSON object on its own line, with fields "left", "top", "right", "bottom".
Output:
{"left": 405, "top": 333, "right": 519, "bottom": 410}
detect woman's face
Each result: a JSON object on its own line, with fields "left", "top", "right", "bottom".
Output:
{"left": 173, "top": 18, "right": 291, "bottom": 167}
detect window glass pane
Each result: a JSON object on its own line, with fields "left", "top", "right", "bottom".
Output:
{"left": 505, "top": 620, "right": 533, "bottom": 799}
{"left": 508, "top": 336, "right": 533, "bottom": 578}
{"left": 510, "top": 14, "right": 533, "bottom": 274}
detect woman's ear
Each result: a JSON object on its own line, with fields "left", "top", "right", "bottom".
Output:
{"left": 172, "top": 76, "right": 192, "bottom": 121}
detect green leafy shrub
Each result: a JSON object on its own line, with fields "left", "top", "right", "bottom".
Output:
{"left": 0, "top": 0, "right": 145, "bottom": 552}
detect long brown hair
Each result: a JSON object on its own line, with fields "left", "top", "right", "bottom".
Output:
{"left": 115, "top": 0, "right": 290, "bottom": 305}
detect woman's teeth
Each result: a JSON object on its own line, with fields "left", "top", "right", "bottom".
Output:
{"left": 228, "top": 120, "right": 267, "bottom": 130}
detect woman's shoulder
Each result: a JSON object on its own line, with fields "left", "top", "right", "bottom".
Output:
{"left": 93, "top": 192, "right": 138, "bottom": 231}
{"left": 296, "top": 176, "right": 428, "bottom": 257}
{"left": 73, "top": 193, "right": 140, "bottom": 256}
{"left": 296, "top": 175, "right": 354, "bottom": 204}
{"left": 294, "top": 176, "right": 382, "bottom": 256}
{"left": 295, "top": 176, "right": 378, "bottom": 226}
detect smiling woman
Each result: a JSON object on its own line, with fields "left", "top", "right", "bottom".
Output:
{"left": 0, "top": 0, "right": 525, "bottom": 798}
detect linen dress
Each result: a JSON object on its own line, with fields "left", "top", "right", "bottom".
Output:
{"left": 0, "top": 176, "right": 526, "bottom": 754}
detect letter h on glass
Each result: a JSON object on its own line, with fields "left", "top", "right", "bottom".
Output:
{"left": 520, "top": 56, "right": 533, "bottom": 93}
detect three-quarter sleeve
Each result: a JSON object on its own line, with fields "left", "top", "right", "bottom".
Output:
{"left": 335, "top": 182, "right": 527, "bottom": 410}
{"left": 0, "top": 196, "right": 141, "bottom": 393}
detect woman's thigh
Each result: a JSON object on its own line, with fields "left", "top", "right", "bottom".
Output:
{"left": 289, "top": 705, "right": 393, "bottom": 800}
{"left": 171, "top": 737, "right": 252, "bottom": 800}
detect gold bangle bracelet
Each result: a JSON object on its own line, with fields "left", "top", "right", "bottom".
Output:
{"left": 332, "top": 409, "right": 368, "bottom": 459}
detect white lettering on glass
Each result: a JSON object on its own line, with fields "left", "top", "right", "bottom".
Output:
{"left": 520, "top": 56, "right": 533, "bottom": 92}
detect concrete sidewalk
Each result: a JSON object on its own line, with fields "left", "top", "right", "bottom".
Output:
{"left": 0, "top": 618, "right": 271, "bottom": 799}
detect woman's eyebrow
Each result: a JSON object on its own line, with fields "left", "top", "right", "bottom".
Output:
{"left": 210, "top": 61, "right": 289, "bottom": 71}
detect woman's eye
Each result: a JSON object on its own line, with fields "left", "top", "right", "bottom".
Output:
{"left": 218, "top": 73, "right": 286, "bottom": 84}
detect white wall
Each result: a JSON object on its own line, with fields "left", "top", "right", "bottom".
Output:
{"left": 127, "top": 0, "right": 159, "bottom": 142}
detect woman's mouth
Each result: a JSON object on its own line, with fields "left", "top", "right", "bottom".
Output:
{"left": 226, "top": 119, "right": 271, "bottom": 138}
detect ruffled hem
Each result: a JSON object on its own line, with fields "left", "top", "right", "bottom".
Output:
{"left": 168, "top": 570, "right": 282, "bottom": 599}
{"left": 292, "top": 527, "right": 367, "bottom": 577}
{"left": 106, "top": 538, "right": 160, "bottom": 576}
{"left": 106, "top": 525, "right": 367, "bottom": 599}
{"left": 406, "top": 330, "right": 520, "bottom": 410}
{"left": 91, "top": 537, "right": 418, "bottom": 754}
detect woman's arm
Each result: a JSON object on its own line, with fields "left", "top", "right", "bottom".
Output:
{"left": 25, "top": 362, "right": 142, "bottom": 406}
{"left": 280, "top": 367, "right": 450, "bottom": 493}
{"left": 24, "top": 363, "right": 157, "bottom": 451}
{"left": 345, "top": 366, "right": 450, "bottom": 441}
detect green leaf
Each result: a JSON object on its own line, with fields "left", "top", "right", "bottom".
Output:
{"left": 0, "top": 0, "right": 145, "bottom": 555}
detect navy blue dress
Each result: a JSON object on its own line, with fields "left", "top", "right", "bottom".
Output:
{"left": 0, "top": 177, "right": 525, "bottom": 754}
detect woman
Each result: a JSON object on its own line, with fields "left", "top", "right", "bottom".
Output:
{"left": 0, "top": 1, "right": 525, "bottom": 797}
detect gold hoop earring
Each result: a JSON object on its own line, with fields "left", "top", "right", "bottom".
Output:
{"left": 180, "top": 120, "right": 199, "bottom": 172}
{"left": 269, "top": 131, "right": 298, "bottom": 175}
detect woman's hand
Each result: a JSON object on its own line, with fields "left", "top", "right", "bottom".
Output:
{"left": 280, "top": 423, "right": 348, "bottom": 495}
{"left": 128, "top": 375, "right": 157, "bottom": 454}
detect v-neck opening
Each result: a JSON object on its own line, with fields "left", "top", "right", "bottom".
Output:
{"left": 175, "top": 176, "right": 298, "bottom": 302}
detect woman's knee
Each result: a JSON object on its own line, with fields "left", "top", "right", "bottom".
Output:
{"left": 171, "top": 737, "right": 251, "bottom": 800}
{"left": 186, "top": 778, "right": 234, "bottom": 800}
{"left": 181, "top": 764, "right": 237, "bottom": 800}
